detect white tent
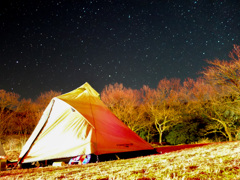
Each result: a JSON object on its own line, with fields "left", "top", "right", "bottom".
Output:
{"left": 19, "top": 83, "right": 154, "bottom": 165}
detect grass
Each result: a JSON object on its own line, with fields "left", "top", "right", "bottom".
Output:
{"left": 0, "top": 141, "right": 240, "bottom": 179}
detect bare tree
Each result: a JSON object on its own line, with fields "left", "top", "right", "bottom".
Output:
{"left": 141, "top": 79, "right": 182, "bottom": 144}
{"left": 101, "top": 83, "right": 147, "bottom": 134}
{"left": 200, "top": 45, "right": 240, "bottom": 141}
{"left": 0, "top": 90, "right": 20, "bottom": 137}
{"left": 34, "top": 90, "right": 61, "bottom": 117}
{"left": 202, "top": 44, "right": 240, "bottom": 92}
{"left": 200, "top": 90, "right": 240, "bottom": 141}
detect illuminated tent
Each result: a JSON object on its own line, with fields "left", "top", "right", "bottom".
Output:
{"left": 0, "top": 142, "right": 6, "bottom": 157}
{"left": 19, "top": 83, "right": 154, "bottom": 165}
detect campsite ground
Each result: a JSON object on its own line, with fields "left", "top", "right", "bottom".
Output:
{"left": 155, "top": 143, "right": 211, "bottom": 154}
{"left": 1, "top": 140, "right": 240, "bottom": 179}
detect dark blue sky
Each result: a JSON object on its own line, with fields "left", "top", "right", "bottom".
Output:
{"left": 1, "top": 0, "right": 240, "bottom": 99}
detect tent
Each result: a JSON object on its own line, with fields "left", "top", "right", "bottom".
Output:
{"left": 19, "top": 83, "right": 154, "bottom": 166}
{"left": 0, "top": 142, "right": 6, "bottom": 157}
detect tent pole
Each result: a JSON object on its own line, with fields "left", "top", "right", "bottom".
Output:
{"left": 96, "top": 155, "right": 99, "bottom": 162}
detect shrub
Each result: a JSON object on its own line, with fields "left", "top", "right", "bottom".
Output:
{"left": 165, "top": 122, "right": 201, "bottom": 145}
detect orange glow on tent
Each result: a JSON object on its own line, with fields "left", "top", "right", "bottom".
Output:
{"left": 19, "top": 83, "right": 154, "bottom": 164}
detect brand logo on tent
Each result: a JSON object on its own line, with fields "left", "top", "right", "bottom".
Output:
{"left": 116, "top": 143, "right": 133, "bottom": 147}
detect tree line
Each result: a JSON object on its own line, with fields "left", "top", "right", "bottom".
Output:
{"left": 1, "top": 45, "right": 240, "bottom": 145}
{"left": 0, "top": 90, "right": 61, "bottom": 138}
{"left": 101, "top": 45, "right": 240, "bottom": 144}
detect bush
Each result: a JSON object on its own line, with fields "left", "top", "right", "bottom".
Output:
{"left": 165, "top": 122, "right": 202, "bottom": 145}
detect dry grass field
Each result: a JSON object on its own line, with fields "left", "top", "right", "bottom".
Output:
{"left": 1, "top": 141, "right": 240, "bottom": 179}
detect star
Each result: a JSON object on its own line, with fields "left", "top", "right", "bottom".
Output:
{"left": 0, "top": 0, "right": 239, "bottom": 99}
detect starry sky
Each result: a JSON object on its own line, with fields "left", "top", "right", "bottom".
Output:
{"left": 1, "top": 0, "right": 240, "bottom": 100}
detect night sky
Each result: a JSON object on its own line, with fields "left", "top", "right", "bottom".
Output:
{"left": 1, "top": 0, "right": 240, "bottom": 100}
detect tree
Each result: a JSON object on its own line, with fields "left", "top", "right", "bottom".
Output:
{"left": 141, "top": 79, "right": 182, "bottom": 144}
{"left": 0, "top": 90, "right": 20, "bottom": 137}
{"left": 34, "top": 90, "right": 61, "bottom": 118}
{"left": 14, "top": 98, "right": 40, "bottom": 135}
{"left": 0, "top": 89, "right": 61, "bottom": 137}
{"left": 202, "top": 44, "right": 240, "bottom": 93}
{"left": 178, "top": 78, "right": 215, "bottom": 122}
{"left": 201, "top": 45, "right": 240, "bottom": 141}
{"left": 200, "top": 92, "right": 240, "bottom": 141}
{"left": 101, "top": 83, "right": 147, "bottom": 134}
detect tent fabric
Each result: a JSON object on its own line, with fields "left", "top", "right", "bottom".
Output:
{"left": 19, "top": 82, "right": 154, "bottom": 164}
{"left": 0, "top": 142, "right": 6, "bottom": 157}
